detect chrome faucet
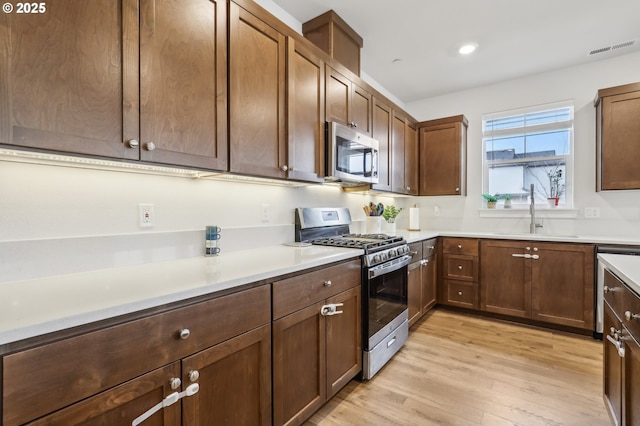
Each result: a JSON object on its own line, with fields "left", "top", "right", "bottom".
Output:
{"left": 529, "top": 184, "right": 542, "bottom": 234}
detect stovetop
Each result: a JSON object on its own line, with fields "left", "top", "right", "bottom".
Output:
{"left": 311, "top": 233, "right": 405, "bottom": 251}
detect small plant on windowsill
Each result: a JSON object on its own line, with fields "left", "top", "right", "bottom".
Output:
{"left": 545, "top": 166, "right": 565, "bottom": 207}
{"left": 482, "top": 193, "right": 498, "bottom": 209}
{"left": 501, "top": 194, "right": 512, "bottom": 209}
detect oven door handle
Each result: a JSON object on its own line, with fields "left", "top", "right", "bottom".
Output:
{"left": 368, "top": 255, "right": 412, "bottom": 279}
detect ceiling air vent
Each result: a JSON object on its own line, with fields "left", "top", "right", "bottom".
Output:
{"left": 588, "top": 39, "right": 638, "bottom": 56}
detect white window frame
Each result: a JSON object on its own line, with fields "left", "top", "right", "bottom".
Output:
{"left": 482, "top": 100, "right": 574, "bottom": 210}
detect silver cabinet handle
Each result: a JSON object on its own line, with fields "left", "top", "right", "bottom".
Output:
{"left": 145, "top": 141, "right": 156, "bottom": 151}
{"left": 280, "top": 165, "right": 289, "bottom": 172}
{"left": 457, "top": 291, "right": 463, "bottom": 296}
{"left": 531, "top": 254, "right": 539, "bottom": 260}
{"left": 533, "top": 247, "right": 538, "bottom": 252}
{"left": 324, "top": 280, "right": 332, "bottom": 287}
{"left": 127, "top": 139, "right": 139, "bottom": 148}
{"left": 526, "top": 247, "right": 531, "bottom": 251}
{"left": 387, "top": 336, "right": 397, "bottom": 348}
{"left": 625, "top": 311, "right": 640, "bottom": 321}
{"left": 188, "top": 370, "right": 200, "bottom": 382}
{"left": 455, "top": 187, "right": 460, "bottom": 192}
{"left": 457, "top": 244, "right": 462, "bottom": 249}
{"left": 604, "top": 286, "right": 619, "bottom": 293}
{"left": 179, "top": 329, "right": 191, "bottom": 340}
{"left": 457, "top": 265, "right": 463, "bottom": 270}
{"left": 512, "top": 253, "right": 528, "bottom": 258}
{"left": 170, "top": 377, "right": 181, "bottom": 390}
{"left": 427, "top": 245, "right": 435, "bottom": 250}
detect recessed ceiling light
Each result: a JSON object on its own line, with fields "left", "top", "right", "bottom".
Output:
{"left": 459, "top": 43, "right": 478, "bottom": 55}
{"left": 392, "top": 58, "right": 403, "bottom": 64}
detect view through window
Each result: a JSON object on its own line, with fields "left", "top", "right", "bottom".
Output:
{"left": 482, "top": 101, "right": 574, "bottom": 207}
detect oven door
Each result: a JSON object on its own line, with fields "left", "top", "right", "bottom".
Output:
{"left": 363, "top": 255, "right": 410, "bottom": 350}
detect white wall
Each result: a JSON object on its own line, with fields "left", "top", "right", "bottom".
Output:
{"left": 406, "top": 51, "right": 640, "bottom": 239}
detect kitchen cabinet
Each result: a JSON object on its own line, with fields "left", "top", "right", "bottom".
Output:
{"left": 325, "top": 66, "right": 372, "bottom": 135}
{"left": 418, "top": 115, "right": 468, "bottom": 196}
{"left": 391, "top": 111, "right": 419, "bottom": 195}
{"left": 595, "top": 82, "right": 640, "bottom": 191}
{"left": 480, "top": 240, "right": 594, "bottom": 330}
{"left": 440, "top": 238, "right": 479, "bottom": 309}
{"left": 603, "top": 268, "right": 640, "bottom": 426}
{"left": 2, "top": 285, "right": 271, "bottom": 426}
{"left": 408, "top": 239, "right": 438, "bottom": 327}
{"left": 371, "top": 97, "right": 393, "bottom": 192}
{"left": 0, "top": 0, "right": 228, "bottom": 170}
{"left": 286, "top": 38, "right": 325, "bottom": 182}
{"left": 229, "top": 2, "right": 286, "bottom": 178}
{"left": 272, "top": 259, "right": 361, "bottom": 426}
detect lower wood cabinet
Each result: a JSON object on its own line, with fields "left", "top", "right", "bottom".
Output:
{"left": 272, "top": 260, "right": 361, "bottom": 426}
{"left": 480, "top": 240, "right": 594, "bottom": 330}
{"left": 439, "top": 237, "right": 479, "bottom": 309}
{"left": 2, "top": 285, "right": 271, "bottom": 426}
{"left": 408, "top": 239, "right": 437, "bottom": 327}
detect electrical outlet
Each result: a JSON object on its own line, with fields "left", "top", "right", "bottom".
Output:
{"left": 584, "top": 207, "right": 600, "bottom": 218}
{"left": 434, "top": 206, "right": 440, "bottom": 217}
{"left": 139, "top": 204, "right": 154, "bottom": 228}
{"left": 261, "top": 204, "right": 270, "bottom": 222}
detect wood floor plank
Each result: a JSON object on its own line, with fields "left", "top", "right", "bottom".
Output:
{"left": 305, "top": 309, "right": 610, "bottom": 426}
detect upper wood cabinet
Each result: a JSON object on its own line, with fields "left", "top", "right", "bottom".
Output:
{"left": 391, "top": 111, "right": 418, "bottom": 195}
{"left": 595, "top": 82, "right": 640, "bottom": 190}
{"left": 371, "top": 97, "right": 392, "bottom": 192}
{"left": 325, "top": 66, "right": 372, "bottom": 135}
{"left": 419, "top": 115, "right": 468, "bottom": 196}
{"left": 286, "top": 38, "right": 325, "bottom": 183}
{"left": 229, "top": 2, "right": 286, "bottom": 179}
{"left": 0, "top": 0, "right": 228, "bottom": 170}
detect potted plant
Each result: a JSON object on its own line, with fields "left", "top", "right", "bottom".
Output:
{"left": 546, "top": 167, "right": 565, "bottom": 207}
{"left": 482, "top": 194, "right": 498, "bottom": 209}
{"left": 501, "top": 194, "right": 512, "bottom": 209}
{"left": 382, "top": 205, "right": 403, "bottom": 234}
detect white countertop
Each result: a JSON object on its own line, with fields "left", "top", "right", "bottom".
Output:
{"left": 597, "top": 253, "right": 640, "bottom": 295}
{"left": 0, "top": 244, "right": 362, "bottom": 346}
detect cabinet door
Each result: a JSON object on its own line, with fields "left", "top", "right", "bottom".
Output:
{"left": 531, "top": 243, "right": 595, "bottom": 330}
{"left": 391, "top": 112, "right": 406, "bottom": 193}
{"left": 407, "top": 260, "right": 422, "bottom": 327}
{"left": 604, "top": 303, "right": 623, "bottom": 426}
{"left": 419, "top": 120, "right": 466, "bottom": 195}
{"left": 325, "top": 65, "right": 350, "bottom": 126}
{"left": 229, "top": 3, "right": 286, "bottom": 178}
{"left": 287, "top": 38, "right": 324, "bottom": 182}
{"left": 181, "top": 324, "right": 271, "bottom": 426}
{"left": 273, "top": 301, "right": 326, "bottom": 426}
{"left": 326, "top": 286, "right": 361, "bottom": 398}
{"left": 26, "top": 363, "right": 181, "bottom": 426}
{"left": 405, "top": 120, "right": 419, "bottom": 195}
{"left": 0, "top": 0, "right": 138, "bottom": 160}
{"left": 139, "top": 0, "right": 227, "bottom": 170}
{"left": 480, "top": 240, "right": 532, "bottom": 318}
{"left": 351, "top": 83, "right": 372, "bottom": 136}
{"left": 624, "top": 331, "right": 640, "bottom": 426}
{"left": 371, "top": 97, "right": 392, "bottom": 191}
{"left": 421, "top": 255, "right": 437, "bottom": 313}
{"left": 600, "top": 91, "right": 640, "bottom": 190}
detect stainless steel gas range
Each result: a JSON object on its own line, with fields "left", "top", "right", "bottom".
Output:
{"left": 295, "top": 207, "right": 411, "bottom": 380}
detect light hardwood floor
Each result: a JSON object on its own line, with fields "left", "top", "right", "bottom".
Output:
{"left": 306, "top": 309, "right": 610, "bottom": 426}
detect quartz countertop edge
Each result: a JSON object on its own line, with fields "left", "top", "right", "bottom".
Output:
{"left": 597, "top": 253, "right": 640, "bottom": 295}
{"left": 0, "top": 245, "right": 362, "bottom": 346}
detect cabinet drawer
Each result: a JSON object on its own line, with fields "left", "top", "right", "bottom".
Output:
{"left": 623, "top": 284, "right": 640, "bottom": 339}
{"left": 604, "top": 269, "right": 626, "bottom": 318}
{"left": 3, "top": 285, "right": 270, "bottom": 426}
{"left": 409, "top": 241, "right": 423, "bottom": 259}
{"left": 423, "top": 238, "right": 437, "bottom": 257}
{"left": 273, "top": 259, "right": 361, "bottom": 319}
{"left": 444, "top": 254, "right": 478, "bottom": 281}
{"left": 443, "top": 280, "right": 479, "bottom": 309}
{"left": 443, "top": 237, "right": 478, "bottom": 256}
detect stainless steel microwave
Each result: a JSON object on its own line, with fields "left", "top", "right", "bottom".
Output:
{"left": 326, "top": 122, "right": 379, "bottom": 184}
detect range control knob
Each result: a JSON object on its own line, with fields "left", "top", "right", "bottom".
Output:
{"left": 388, "top": 249, "right": 397, "bottom": 257}
{"left": 373, "top": 255, "right": 381, "bottom": 264}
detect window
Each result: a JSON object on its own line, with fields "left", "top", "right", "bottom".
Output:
{"left": 482, "top": 101, "right": 573, "bottom": 208}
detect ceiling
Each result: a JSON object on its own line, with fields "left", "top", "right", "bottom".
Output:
{"left": 271, "top": 0, "right": 640, "bottom": 103}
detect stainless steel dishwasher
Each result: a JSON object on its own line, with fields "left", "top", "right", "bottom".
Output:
{"left": 596, "top": 245, "right": 640, "bottom": 337}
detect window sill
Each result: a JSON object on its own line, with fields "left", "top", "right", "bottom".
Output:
{"left": 479, "top": 207, "right": 578, "bottom": 219}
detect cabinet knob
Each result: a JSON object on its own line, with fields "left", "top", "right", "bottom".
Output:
{"left": 455, "top": 187, "right": 460, "bottom": 192}
{"left": 188, "top": 370, "right": 200, "bottom": 382}
{"left": 169, "top": 377, "right": 181, "bottom": 390}
{"left": 533, "top": 247, "right": 538, "bottom": 252}
{"left": 458, "top": 291, "right": 463, "bottom": 296}
{"left": 145, "top": 141, "right": 156, "bottom": 151}
{"left": 427, "top": 246, "right": 435, "bottom": 250}
{"left": 458, "top": 265, "right": 463, "bottom": 270}
{"left": 625, "top": 311, "right": 640, "bottom": 321}
{"left": 280, "top": 165, "right": 289, "bottom": 172}
{"left": 526, "top": 247, "right": 531, "bottom": 251}
{"left": 127, "top": 139, "right": 139, "bottom": 148}
{"left": 179, "top": 328, "right": 191, "bottom": 340}
{"left": 406, "top": 187, "right": 411, "bottom": 191}
{"left": 457, "top": 244, "right": 462, "bottom": 249}
{"left": 324, "top": 280, "right": 332, "bottom": 287}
